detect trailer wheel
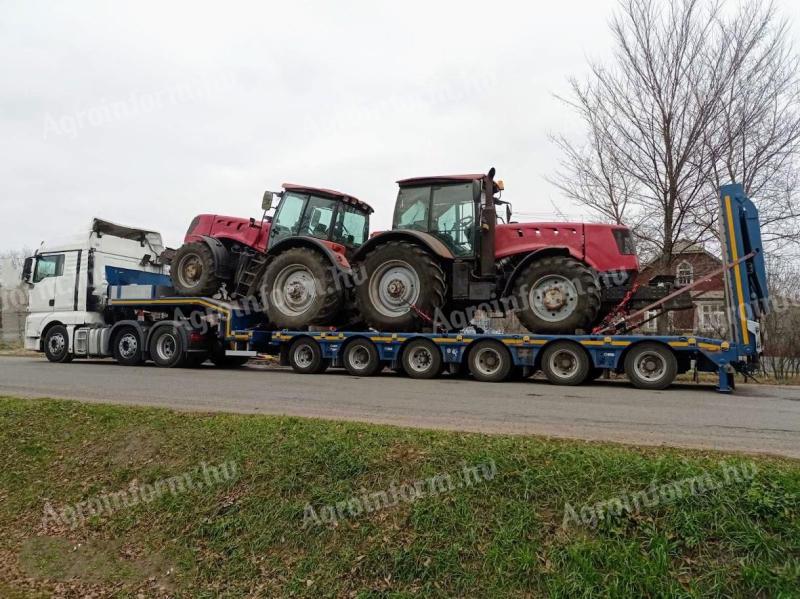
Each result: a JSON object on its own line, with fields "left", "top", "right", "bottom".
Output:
{"left": 468, "top": 340, "right": 512, "bottom": 382}
{"left": 288, "top": 337, "right": 328, "bottom": 374}
{"left": 342, "top": 339, "right": 382, "bottom": 377}
{"left": 401, "top": 339, "right": 442, "bottom": 379}
{"left": 149, "top": 327, "right": 186, "bottom": 368}
{"left": 112, "top": 326, "right": 144, "bottom": 366}
{"left": 624, "top": 343, "right": 677, "bottom": 390}
{"left": 43, "top": 325, "right": 72, "bottom": 363}
{"left": 541, "top": 341, "right": 590, "bottom": 386}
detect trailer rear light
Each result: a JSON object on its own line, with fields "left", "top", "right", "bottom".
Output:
{"left": 189, "top": 331, "right": 206, "bottom": 343}
{"left": 613, "top": 229, "right": 636, "bottom": 255}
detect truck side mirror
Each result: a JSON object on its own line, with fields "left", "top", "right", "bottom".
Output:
{"left": 21, "top": 257, "right": 34, "bottom": 284}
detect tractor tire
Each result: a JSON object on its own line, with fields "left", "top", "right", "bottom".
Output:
{"left": 261, "top": 247, "right": 343, "bottom": 329}
{"left": 354, "top": 241, "right": 446, "bottom": 332}
{"left": 511, "top": 256, "right": 601, "bottom": 334}
{"left": 172, "top": 242, "right": 222, "bottom": 296}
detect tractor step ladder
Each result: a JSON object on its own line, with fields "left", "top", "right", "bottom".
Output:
{"left": 233, "top": 252, "right": 268, "bottom": 297}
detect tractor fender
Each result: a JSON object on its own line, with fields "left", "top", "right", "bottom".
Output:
{"left": 198, "top": 236, "right": 234, "bottom": 278}
{"left": 268, "top": 237, "right": 353, "bottom": 275}
{"left": 351, "top": 230, "right": 455, "bottom": 262}
{"left": 501, "top": 246, "right": 585, "bottom": 297}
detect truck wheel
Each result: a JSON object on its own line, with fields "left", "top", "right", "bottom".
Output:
{"left": 43, "top": 325, "right": 72, "bottom": 363}
{"left": 149, "top": 327, "right": 186, "bottom": 368}
{"left": 624, "top": 343, "right": 677, "bottom": 390}
{"left": 355, "top": 241, "right": 446, "bottom": 332}
{"left": 262, "top": 248, "right": 343, "bottom": 329}
{"left": 342, "top": 338, "right": 381, "bottom": 377}
{"left": 288, "top": 337, "right": 328, "bottom": 374}
{"left": 541, "top": 341, "right": 590, "bottom": 385}
{"left": 468, "top": 339, "right": 512, "bottom": 382}
{"left": 511, "top": 256, "right": 601, "bottom": 334}
{"left": 401, "top": 338, "right": 442, "bottom": 379}
{"left": 172, "top": 242, "right": 222, "bottom": 296}
{"left": 112, "top": 326, "right": 144, "bottom": 366}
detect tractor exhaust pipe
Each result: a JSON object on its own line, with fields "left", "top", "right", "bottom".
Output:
{"left": 479, "top": 167, "right": 497, "bottom": 278}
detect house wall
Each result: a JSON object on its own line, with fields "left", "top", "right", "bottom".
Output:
{"left": 0, "top": 258, "right": 28, "bottom": 346}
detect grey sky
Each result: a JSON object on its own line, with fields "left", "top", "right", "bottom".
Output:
{"left": 2, "top": 0, "right": 799, "bottom": 252}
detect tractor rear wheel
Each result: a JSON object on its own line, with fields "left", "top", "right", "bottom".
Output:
{"left": 511, "top": 256, "right": 601, "bottom": 334}
{"left": 172, "top": 242, "right": 222, "bottom": 296}
{"left": 355, "top": 241, "right": 446, "bottom": 332}
{"left": 261, "top": 247, "right": 343, "bottom": 329}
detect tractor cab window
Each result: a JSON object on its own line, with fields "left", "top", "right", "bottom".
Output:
{"left": 431, "top": 183, "right": 475, "bottom": 256}
{"left": 298, "top": 195, "right": 337, "bottom": 240}
{"left": 333, "top": 204, "right": 368, "bottom": 247}
{"left": 394, "top": 186, "right": 429, "bottom": 231}
{"left": 270, "top": 192, "right": 306, "bottom": 244}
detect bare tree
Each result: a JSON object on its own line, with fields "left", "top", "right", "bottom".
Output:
{"left": 551, "top": 0, "right": 800, "bottom": 264}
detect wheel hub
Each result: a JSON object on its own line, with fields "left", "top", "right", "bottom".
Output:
{"left": 273, "top": 265, "right": 317, "bottom": 316}
{"left": 634, "top": 352, "right": 667, "bottom": 381}
{"left": 369, "top": 260, "right": 421, "bottom": 318}
{"left": 48, "top": 334, "right": 65, "bottom": 354}
{"left": 178, "top": 254, "right": 203, "bottom": 287}
{"left": 529, "top": 275, "right": 579, "bottom": 322}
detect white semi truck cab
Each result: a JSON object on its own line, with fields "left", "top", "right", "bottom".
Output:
{"left": 22, "top": 218, "right": 172, "bottom": 360}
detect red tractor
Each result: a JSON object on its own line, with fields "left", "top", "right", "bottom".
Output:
{"left": 172, "top": 184, "right": 373, "bottom": 328}
{"left": 351, "top": 169, "right": 646, "bottom": 333}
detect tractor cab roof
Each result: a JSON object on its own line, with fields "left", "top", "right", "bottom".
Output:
{"left": 396, "top": 174, "right": 485, "bottom": 187}
{"left": 282, "top": 183, "right": 374, "bottom": 214}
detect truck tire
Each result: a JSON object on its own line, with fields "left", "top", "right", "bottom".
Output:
{"left": 342, "top": 338, "right": 382, "bottom": 377}
{"left": 262, "top": 248, "right": 343, "bottom": 329}
{"left": 43, "top": 325, "right": 72, "bottom": 363}
{"left": 624, "top": 342, "right": 677, "bottom": 390}
{"left": 149, "top": 326, "right": 187, "bottom": 368}
{"left": 288, "top": 337, "right": 328, "bottom": 374}
{"left": 540, "top": 341, "right": 590, "bottom": 385}
{"left": 172, "top": 242, "right": 222, "bottom": 296}
{"left": 401, "top": 338, "right": 442, "bottom": 379}
{"left": 112, "top": 326, "right": 144, "bottom": 366}
{"left": 468, "top": 339, "right": 512, "bottom": 382}
{"left": 511, "top": 256, "right": 601, "bottom": 334}
{"left": 355, "top": 241, "right": 446, "bottom": 332}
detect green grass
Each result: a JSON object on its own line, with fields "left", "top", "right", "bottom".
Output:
{"left": 0, "top": 396, "right": 798, "bottom": 598}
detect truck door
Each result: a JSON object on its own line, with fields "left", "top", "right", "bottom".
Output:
{"left": 25, "top": 253, "right": 66, "bottom": 341}
{"left": 52, "top": 251, "right": 82, "bottom": 312}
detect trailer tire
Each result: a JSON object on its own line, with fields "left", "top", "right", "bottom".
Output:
{"left": 401, "top": 338, "right": 443, "bottom": 379}
{"left": 43, "top": 325, "right": 72, "bottom": 363}
{"left": 149, "top": 326, "right": 186, "bottom": 368}
{"left": 342, "top": 339, "right": 382, "bottom": 377}
{"left": 172, "top": 242, "right": 221, "bottom": 296}
{"left": 288, "top": 337, "right": 328, "bottom": 374}
{"left": 112, "top": 326, "right": 144, "bottom": 366}
{"left": 541, "top": 341, "right": 590, "bottom": 386}
{"left": 468, "top": 339, "right": 513, "bottom": 382}
{"left": 624, "top": 342, "right": 677, "bottom": 390}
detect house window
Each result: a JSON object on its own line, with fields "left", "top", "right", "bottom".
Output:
{"left": 699, "top": 303, "right": 725, "bottom": 332}
{"left": 676, "top": 261, "right": 693, "bottom": 286}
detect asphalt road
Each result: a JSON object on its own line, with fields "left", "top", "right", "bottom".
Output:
{"left": 1, "top": 356, "right": 799, "bottom": 458}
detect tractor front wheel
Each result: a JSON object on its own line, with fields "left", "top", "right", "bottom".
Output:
{"left": 511, "top": 256, "right": 601, "bottom": 334}
{"left": 172, "top": 242, "right": 222, "bottom": 296}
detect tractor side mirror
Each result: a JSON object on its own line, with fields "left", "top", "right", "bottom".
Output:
{"left": 21, "top": 257, "right": 34, "bottom": 284}
{"left": 263, "top": 190, "right": 282, "bottom": 211}
{"left": 506, "top": 204, "right": 512, "bottom": 223}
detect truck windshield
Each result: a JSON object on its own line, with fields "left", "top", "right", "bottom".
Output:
{"left": 333, "top": 204, "right": 368, "bottom": 247}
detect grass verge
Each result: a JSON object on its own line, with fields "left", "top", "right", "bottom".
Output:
{"left": 0, "top": 396, "right": 798, "bottom": 597}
